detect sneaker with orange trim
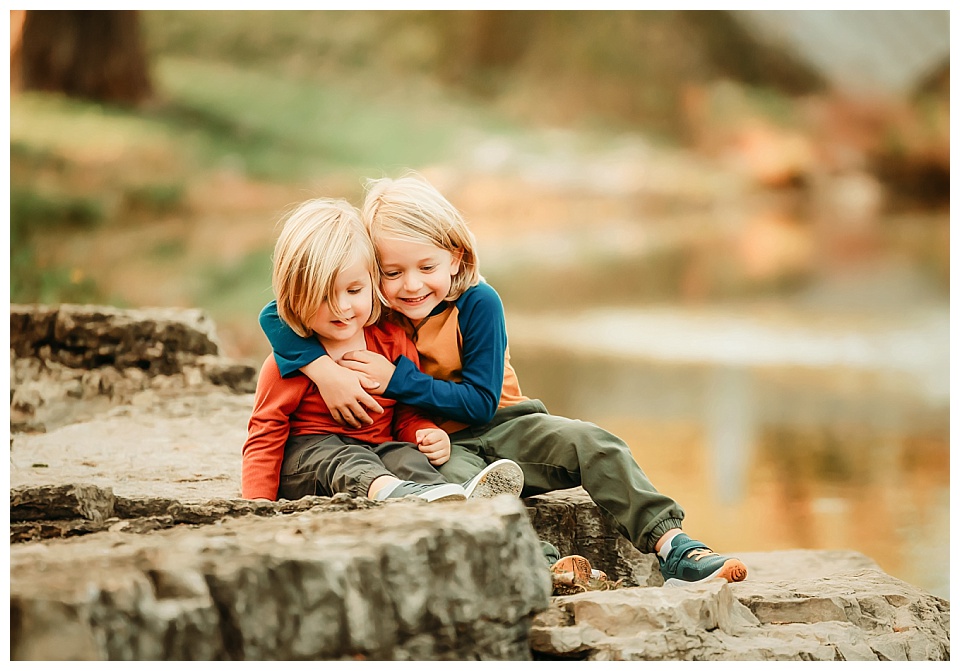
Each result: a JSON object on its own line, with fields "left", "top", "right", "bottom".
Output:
{"left": 658, "top": 533, "right": 747, "bottom": 586}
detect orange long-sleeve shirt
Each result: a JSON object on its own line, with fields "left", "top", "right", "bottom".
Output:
{"left": 241, "top": 320, "right": 440, "bottom": 500}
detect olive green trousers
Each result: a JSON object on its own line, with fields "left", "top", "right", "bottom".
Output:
{"left": 439, "top": 399, "right": 685, "bottom": 554}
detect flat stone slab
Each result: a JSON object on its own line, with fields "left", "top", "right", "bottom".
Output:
{"left": 10, "top": 388, "right": 250, "bottom": 500}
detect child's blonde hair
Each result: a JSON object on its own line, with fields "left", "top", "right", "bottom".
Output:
{"left": 272, "top": 198, "right": 381, "bottom": 337}
{"left": 361, "top": 173, "right": 481, "bottom": 300}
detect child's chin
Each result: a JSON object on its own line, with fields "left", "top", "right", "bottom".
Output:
{"left": 392, "top": 304, "right": 425, "bottom": 318}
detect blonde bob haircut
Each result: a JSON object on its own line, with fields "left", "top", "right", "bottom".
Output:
{"left": 272, "top": 197, "right": 382, "bottom": 338}
{"left": 361, "top": 172, "right": 481, "bottom": 301}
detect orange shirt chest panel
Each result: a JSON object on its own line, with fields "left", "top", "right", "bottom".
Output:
{"left": 414, "top": 307, "right": 464, "bottom": 384}
{"left": 411, "top": 306, "right": 528, "bottom": 408}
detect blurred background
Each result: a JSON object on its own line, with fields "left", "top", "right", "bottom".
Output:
{"left": 9, "top": 10, "right": 950, "bottom": 598}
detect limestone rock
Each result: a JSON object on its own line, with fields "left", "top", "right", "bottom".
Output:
{"left": 525, "top": 487, "right": 662, "bottom": 587}
{"left": 9, "top": 304, "right": 257, "bottom": 432}
{"left": 11, "top": 484, "right": 116, "bottom": 523}
{"left": 530, "top": 565, "right": 949, "bottom": 661}
{"left": 531, "top": 580, "right": 760, "bottom": 660}
{"left": 9, "top": 484, "right": 387, "bottom": 543}
{"left": 9, "top": 388, "right": 252, "bottom": 500}
{"left": 10, "top": 496, "right": 551, "bottom": 661}
{"left": 11, "top": 303, "right": 219, "bottom": 371}
{"left": 732, "top": 569, "right": 950, "bottom": 660}
{"left": 734, "top": 548, "right": 882, "bottom": 582}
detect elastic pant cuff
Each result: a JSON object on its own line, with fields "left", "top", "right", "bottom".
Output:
{"left": 356, "top": 469, "right": 391, "bottom": 499}
{"left": 647, "top": 518, "right": 684, "bottom": 554}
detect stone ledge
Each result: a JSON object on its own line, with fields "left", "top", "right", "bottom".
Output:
{"left": 10, "top": 484, "right": 382, "bottom": 543}
{"left": 12, "top": 483, "right": 665, "bottom": 589}
{"left": 10, "top": 496, "right": 551, "bottom": 661}
{"left": 10, "top": 303, "right": 220, "bottom": 372}
{"left": 531, "top": 574, "right": 949, "bottom": 661}
{"left": 9, "top": 486, "right": 951, "bottom": 661}
{"left": 10, "top": 304, "right": 258, "bottom": 433}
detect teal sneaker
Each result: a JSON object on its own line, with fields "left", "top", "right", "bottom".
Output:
{"left": 658, "top": 533, "right": 747, "bottom": 586}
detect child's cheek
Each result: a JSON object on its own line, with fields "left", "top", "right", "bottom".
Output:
{"left": 382, "top": 285, "right": 409, "bottom": 314}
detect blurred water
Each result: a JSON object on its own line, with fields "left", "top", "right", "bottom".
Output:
{"left": 494, "top": 211, "right": 950, "bottom": 599}
{"left": 509, "top": 340, "right": 949, "bottom": 599}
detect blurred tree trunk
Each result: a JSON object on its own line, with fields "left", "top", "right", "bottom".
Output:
{"left": 435, "top": 10, "right": 536, "bottom": 92}
{"left": 10, "top": 10, "right": 27, "bottom": 92}
{"left": 19, "top": 10, "right": 152, "bottom": 105}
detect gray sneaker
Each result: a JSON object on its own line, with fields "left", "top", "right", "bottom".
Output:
{"left": 376, "top": 480, "right": 466, "bottom": 503}
{"left": 462, "top": 459, "right": 524, "bottom": 499}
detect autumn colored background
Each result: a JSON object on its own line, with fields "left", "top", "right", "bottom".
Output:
{"left": 8, "top": 10, "right": 951, "bottom": 598}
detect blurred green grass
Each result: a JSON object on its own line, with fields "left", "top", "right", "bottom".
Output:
{"left": 12, "top": 10, "right": 947, "bottom": 354}
{"left": 9, "top": 40, "right": 517, "bottom": 316}
{"left": 7, "top": 9, "right": 747, "bottom": 316}
{"left": 151, "top": 56, "right": 478, "bottom": 179}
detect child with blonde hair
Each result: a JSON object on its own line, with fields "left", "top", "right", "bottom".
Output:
{"left": 259, "top": 175, "right": 747, "bottom": 587}
{"left": 243, "top": 197, "right": 468, "bottom": 503}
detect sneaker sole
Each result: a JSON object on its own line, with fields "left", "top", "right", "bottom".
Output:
{"left": 419, "top": 483, "right": 467, "bottom": 503}
{"left": 464, "top": 459, "right": 524, "bottom": 499}
{"left": 664, "top": 558, "right": 748, "bottom": 587}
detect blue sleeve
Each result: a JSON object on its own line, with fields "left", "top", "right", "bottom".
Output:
{"left": 383, "top": 283, "right": 505, "bottom": 425}
{"left": 258, "top": 300, "right": 328, "bottom": 378}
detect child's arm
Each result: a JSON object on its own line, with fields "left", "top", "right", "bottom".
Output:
{"left": 386, "top": 327, "right": 452, "bottom": 465}
{"left": 241, "top": 357, "right": 302, "bottom": 500}
{"left": 259, "top": 300, "right": 383, "bottom": 427}
{"left": 345, "top": 283, "right": 506, "bottom": 425}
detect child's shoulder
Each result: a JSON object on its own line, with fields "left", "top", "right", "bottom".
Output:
{"left": 256, "top": 353, "right": 307, "bottom": 391}
{"left": 457, "top": 280, "right": 501, "bottom": 305}
{"left": 455, "top": 281, "right": 504, "bottom": 313}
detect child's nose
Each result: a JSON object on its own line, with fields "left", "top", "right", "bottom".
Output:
{"left": 402, "top": 274, "right": 422, "bottom": 291}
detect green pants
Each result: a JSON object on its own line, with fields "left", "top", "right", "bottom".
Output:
{"left": 280, "top": 433, "right": 446, "bottom": 500}
{"left": 438, "top": 399, "right": 685, "bottom": 554}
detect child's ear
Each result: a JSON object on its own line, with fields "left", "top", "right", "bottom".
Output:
{"left": 450, "top": 249, "right": 464, "bottom": 275}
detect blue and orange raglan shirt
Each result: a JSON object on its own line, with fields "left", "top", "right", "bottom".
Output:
{"left": 242, "top": 320, "right": 442, "bottom": 500}
{"left": 259, "top": 282, "right": 528, "bottom": 435}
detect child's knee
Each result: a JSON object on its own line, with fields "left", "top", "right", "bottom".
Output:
{"left": 438, "top": 446, "right": 486, "bottom": 483}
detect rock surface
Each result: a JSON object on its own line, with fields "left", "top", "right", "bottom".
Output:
{"left": 526, "top": 487, "right": 662, "bottom": 588}
{"left": 11, "top": 496, "right": 550, "bottom": 661}
{"left": 8, "top": 304, "right": 951, "bottom": 660}
{"left": 530, "top": 569, "right": 949, "bottom": 661}
{"left": 10, "top": 303, "right": 257, "bottom": 433}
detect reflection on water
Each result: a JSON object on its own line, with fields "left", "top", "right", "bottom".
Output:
{"left": 510, "top": 348, "right": 949, "bottom": 599}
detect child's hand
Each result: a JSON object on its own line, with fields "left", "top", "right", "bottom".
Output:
{"left": 339, "top": 350, "right": 396, "bottom": 394}
{"left": 415, "top": 428, "right": 451, "bottom": 466}
{"left": 302, "top": 357, "right": 384, "bottom": 428}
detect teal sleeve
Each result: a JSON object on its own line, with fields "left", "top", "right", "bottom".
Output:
{"left": 383, "top": 283, "right": 505, "bottom": 425}
{"left": 258, "top": 300, "right": 327, "bottom": 378}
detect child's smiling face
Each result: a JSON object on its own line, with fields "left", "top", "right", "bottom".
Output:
{"left": 377, "top": 237, "right": 462, "bottom": 321}
{"left": 308, "top": 258, "right": 373, "bottom": 346}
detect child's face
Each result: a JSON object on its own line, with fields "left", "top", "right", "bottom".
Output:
{"left": 308, "top": 258, "right": 373, "bottom": 345}
{"left": 377, "top": 237, "right": 461, "bottom": 321}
